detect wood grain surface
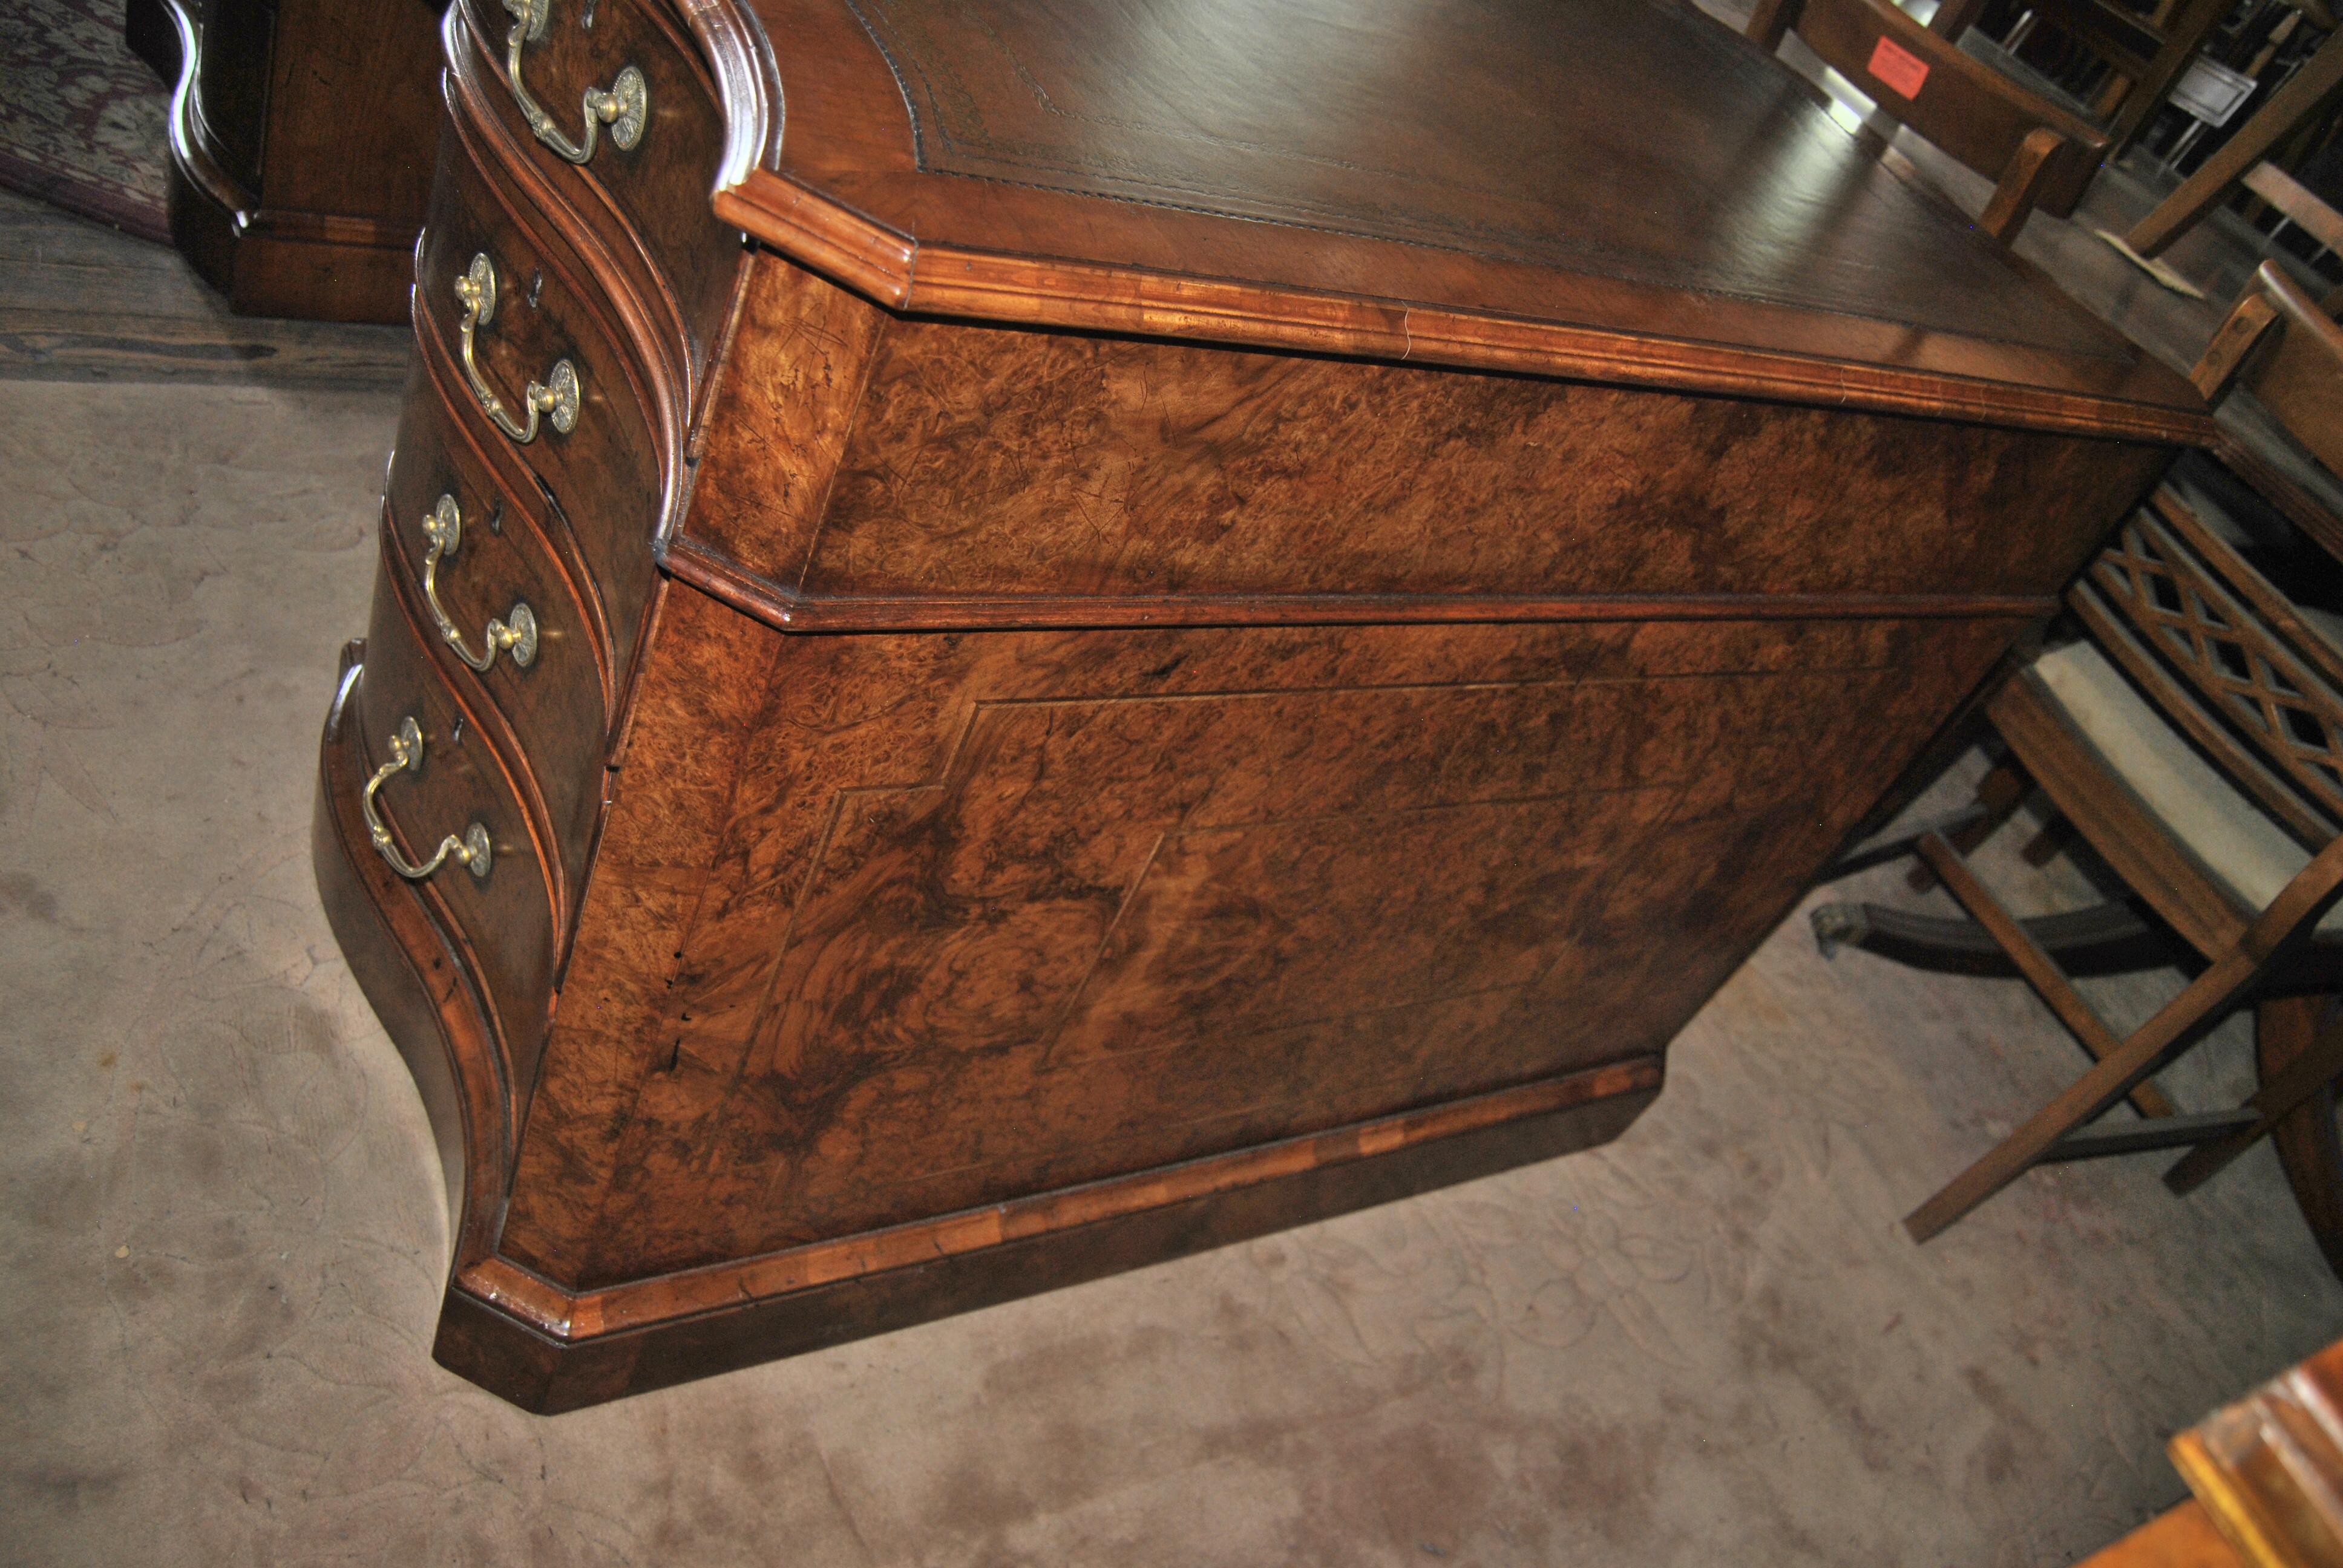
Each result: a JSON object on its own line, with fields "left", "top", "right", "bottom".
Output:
{"left": 707, "top": 0, "right": 2204, "bottom": 428}
{"left": 382, "top": 370, "right": 617, "bottom": 912}
{"left": 310, "top": 0, "right": 2212, "bottom": 1407}
{"left": 450, "top": 0, "right": 746, "bottom": 394}
{"left": 683, "top": 254, "right": 2174, "bottom": 612}
{"left": 496, "top": 594, "right": 2025, "bottom": 1288}
{"left": 355, "top": 549, "right": 562, "bottom": 1103}
{"left": 415, "top": 100, "right": 672, "bottom": 683}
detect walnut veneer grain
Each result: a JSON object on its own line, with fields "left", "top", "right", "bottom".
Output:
{"left": 313, "top": 0, "right": 2207, "bottom": 1408}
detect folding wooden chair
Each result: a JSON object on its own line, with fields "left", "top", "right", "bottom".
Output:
{"left": 1811, "top": 261, "right": 2343, "bottom": 1256}
{"left": 1749, "top": 0, "right": 2112, "bottom": 243}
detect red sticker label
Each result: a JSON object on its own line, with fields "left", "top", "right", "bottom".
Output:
{"left": 1867, "top": 35, "right": 1931, "bottom": 98}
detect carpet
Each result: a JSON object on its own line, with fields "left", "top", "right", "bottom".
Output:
{"left": 0, "top": 0, "right": 169, "bottom": 241}
{"left": 5, "top": 366, "right": 2338, "bottom": 1563}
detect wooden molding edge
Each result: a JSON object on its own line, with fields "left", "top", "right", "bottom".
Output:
{"left": 128, "top": 0, "right": 423, "bottom": 322}
{"left": 709, "top": 171, "right": 2210, "bottom": 446}
{"left": 237, "top": 208, "right": 419, "bottom": 249}
{"left": 459, "top": 1056, "right": 1663, "bottom": 1342}
{"left": 675, "top": 0, "right": 2203, "bottom": 443}
{"left": 712, "top": 176, "right": 916, "bottom": 305}
{"left": 320, "top": 632, "right": 1667, "bottom": 1413}
{"left": 131, "top": 0, "right": 260, "bottom": 306}
{"left": 2171, "top": 1428, "right": 2305, "bottom": 1568}
{"left": 430, "top": 1061, "right": 1661, "bottom": 1410}
{"left": 658, "top": 532, "right": 2057, "bottom": 634}
{"left": 674, "top": 0, "right": 785, "bottom": 193}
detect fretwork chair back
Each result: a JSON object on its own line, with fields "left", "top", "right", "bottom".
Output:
{"left": 1748, "top": 0, "right": 2112, "bottom": 244}
{"left": 1814, "top": 261, "right": 2343, "bottom": 1254}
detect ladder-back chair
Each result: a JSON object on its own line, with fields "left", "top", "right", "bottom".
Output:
{"left": 1813, "top": 261, "right": 2343, "bottom": 1256}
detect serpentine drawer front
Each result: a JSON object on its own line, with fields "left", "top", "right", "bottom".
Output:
{"left": 457, "top": 0, "right": 740, "bottom": 382}
{"left": 314, "top": 0, "right": 2212, "bottom": 1412}
{"left": 383, "top": 386, "right": 615, "bottom": 907}
{"left": 415, "top": 110, "right": 664, "bottom": 675}
{"left": 353, "top": 558, "right": 559, "bottom": 1104}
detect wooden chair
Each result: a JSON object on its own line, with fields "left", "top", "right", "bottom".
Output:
{"left": 1928, "top": 0, "right": 2246, "bottom": 159}
{"left": 1810, "top": 261, "right": 2343, "bottom": 1255}
{"left": 1750, "top": 0, "right": 2114, "bottom": 243}
{"left": 2119, "top": 27, "right": 2343, "bottom": 267}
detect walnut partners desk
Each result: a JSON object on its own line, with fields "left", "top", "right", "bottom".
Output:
{"left": 310, "top": 0, "right": 2210, "bottom": 1410}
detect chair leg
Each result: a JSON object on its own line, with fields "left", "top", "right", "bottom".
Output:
{"left": 1819, "top": 801, "right": 1996, "bottom": 882}
{"left": 1915, "top": 834, "right": 2177, "bottom": 1119}
{"left": 2044, "top": 1108, "right": 2260, "bottom": 1161}
{"left": 1809, "top": 898, "right": 2176, "bottom": 977}
{"left": 2017, "top": 815, "right": 2073, "bottom": 869}
{"left": 1927, "top": 0, "right": 1989, "bottom": 39}
{"left": 1906, "top": 759, "right": 2030, "bottom": 892}
{"left": 2256, "top": 997, "right": 2343, "bottom": 1284}
{"left": 2162, "top": 995, "right": 2343, "bottom": 1195}
{"left": 1906, "top": 920, "right": 2276, "bottom": 1241}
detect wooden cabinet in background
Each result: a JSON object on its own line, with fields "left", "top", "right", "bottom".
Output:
{"left": 2075, "top": 1333, "right": 2343, "bottom": 1566}
{"left": 126, "top": 0, "right": 442, "bottom": 322}
{"left": 312, "top": 0, "right": 2212, "bottom": 1411}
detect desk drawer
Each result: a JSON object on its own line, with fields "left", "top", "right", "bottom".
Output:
{"left": 353, "top": 558, "right": 559, "bottom": 1097}
{"left": 417, "top": 114, "right": 663, "bottom": 671}
{"left": 385, "top": 384, "right": 615, "bottom": 906}
{"left": 455, "top": 0, "right": 739, "bottom": 381}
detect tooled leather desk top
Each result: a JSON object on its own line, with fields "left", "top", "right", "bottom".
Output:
{"left": 702, "top": 0, "right": 2201, "bottom": 428}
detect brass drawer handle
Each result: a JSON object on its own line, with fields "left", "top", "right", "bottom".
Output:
{"left": 454, "top": 253, "right": 579, "bottom": 445}
{"left": 499, "top": 0, "right": 647, "bottom": 166}
{"left": 362, "top": 716, "right": 494, "bottom": 882}
{"left": 420, "top": 494, "right": 539, "bottom": 673}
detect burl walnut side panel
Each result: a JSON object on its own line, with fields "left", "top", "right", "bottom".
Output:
{"left": 501, "top": 592, "right": 2023, "bottom": 1290}
{"left": 676, "top": 255, "right": 2170, "bottom": 619}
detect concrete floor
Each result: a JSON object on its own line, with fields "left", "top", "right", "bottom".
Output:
{"left": 5, "top": 52, "right": 2343, "bottom": 1568}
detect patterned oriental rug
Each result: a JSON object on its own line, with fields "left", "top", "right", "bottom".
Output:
{"left": 0, "top": 0, "right": 169, "bottom": 241}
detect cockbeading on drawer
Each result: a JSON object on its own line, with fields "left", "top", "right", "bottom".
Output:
{"left": 352, "top": 554, "right": 560, "bottom": 1104}
{"left": 383, "top": 382, "right": 616, "bottom": 910}
{"left": 415, "top": 108, "right": 666, "bottom": 678}
{"left": 454, "top": 0, "right": 741, "bottom": 392}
